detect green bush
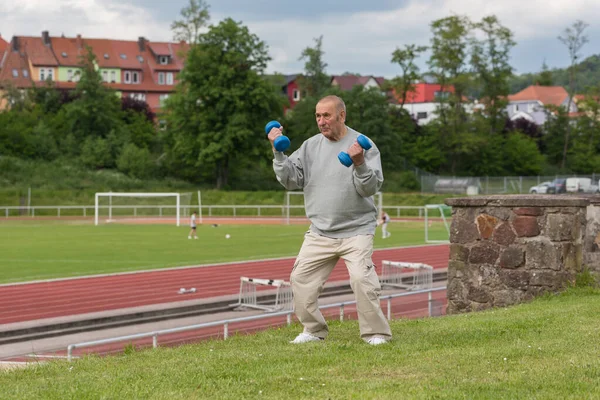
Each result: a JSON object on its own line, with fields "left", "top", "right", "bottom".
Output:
{"left": 117, "top": 143, "right": 156, "bottom": 179}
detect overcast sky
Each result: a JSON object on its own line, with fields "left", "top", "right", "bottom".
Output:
{"left": 1, "top": 0, "right": 600, "bottom": 78}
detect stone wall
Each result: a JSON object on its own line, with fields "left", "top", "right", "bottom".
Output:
{"left": 445, "top": 195, "right": 587, "bottom": 314}
{"left": 579, "top": 195, "right": 600, "bottom": 277}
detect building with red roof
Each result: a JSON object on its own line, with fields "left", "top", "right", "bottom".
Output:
{"left": 0, "top": 35, "right": 9, "bottom": 63}
{"left": 506, "top": 85, "right": 578, "bottom": 125}
{"left": 0, "top": 31, "right": 188, "bottom": 114}
{"left": 389, "top": 82, "right": 455, "bottom": 124}
{"left": 330, "top": 74, "right": 386, "bottom": 92}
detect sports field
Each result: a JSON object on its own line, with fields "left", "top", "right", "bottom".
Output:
{"left": 0, "top": 219, "right": 449, "bottom": 284}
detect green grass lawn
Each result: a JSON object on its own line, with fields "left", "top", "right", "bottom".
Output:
{"left": 0, "top": 220, "right": 449, "bottom": 284}
{"left": 2, "top": 287, "right": 599, "bottom": 399}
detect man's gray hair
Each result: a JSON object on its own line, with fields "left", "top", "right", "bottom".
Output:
{"left": 319, "top": 95, "right": 346, "bottom": 114}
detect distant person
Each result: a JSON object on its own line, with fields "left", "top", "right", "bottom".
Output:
{"left": 188, "top": 211, "right": 198, "bottom": 239}
{"left": 379, "top": 211, "right": 391, "bottom": 239}
{"left": 268, "top": 94, "right": 392, "bottom": 346}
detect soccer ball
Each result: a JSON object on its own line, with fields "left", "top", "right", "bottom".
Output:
{"left": 225, "top": 234, "right": 231, "bottom": 239}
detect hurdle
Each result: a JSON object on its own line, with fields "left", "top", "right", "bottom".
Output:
{"left": 231, "top": 277, "right": 293, "bottom": 312}
{"left": 380, "top": 261, "right": 433, "bottom": 291}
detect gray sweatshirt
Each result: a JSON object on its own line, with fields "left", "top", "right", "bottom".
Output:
{"left": 273, "top": 126, "right": 383, "bottom": 238}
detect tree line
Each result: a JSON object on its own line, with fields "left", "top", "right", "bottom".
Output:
{"left": 1, "top": 0, "right": 599, "bottom": 192}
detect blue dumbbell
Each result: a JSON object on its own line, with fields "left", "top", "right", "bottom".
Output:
{"left": 265, "top": 121, "right": 290, "bottom": 152}
{"left": 338, "top": 135, "right": 372, "bottom": 167}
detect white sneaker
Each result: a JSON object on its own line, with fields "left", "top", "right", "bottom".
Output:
{"left": 367, "top": 337, "right": 388, "bottom": 346}
{"left": 194, "top": 237, "right": 198, "bottom": 239}
{"left": 289, "top": 332, "right": 323, "bottom": 344}
{"left": 188, "top": 236, "right": 191, "bottom": 239}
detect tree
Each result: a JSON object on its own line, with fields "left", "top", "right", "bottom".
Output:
{"left": 537, "top": 60, "right": 553, "bottom": 86}
{"left": 558, "top": 20, "right": 589, "bottom": 169}
{"left": 165, "top": 18, "right": 284, "bottom": 188}
{"left": 65, "top": 46, "right": 123, "bottom": 142}
{"left": 427, "top": 15, "right": 471, "bottom": 173}
{"left": 389, "top": 44, "right": 428, "bottom": 107}
{"left": 470, "top": 16, "right": 515, "bottom": 135}
{"left": 298, "top": 36, "right": 331, "bottom": 97}
{"left": 503, "top": 132, "right": 544, "bottom": 175}
{"left": 0, "top": 82, "right": 32, "bottom": 112}
{"left": 171, "top": 0, "right": 211, "bottom": 45}
{"left": 569, "top": 88, "right": 600, "bottom": 172}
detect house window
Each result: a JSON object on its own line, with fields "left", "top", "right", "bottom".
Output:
{"left": 120, "top": 54, "right": 127, "bottom": 59}
{"left": 40, "top": 68, "right": 54, "bottom": 81}
{"left": 61, "top": 52, "right": 67, "bottom": 58}
{"left": 514, "top": 104, "right": 519, "bottom": 112}
{"left": 159, "top": 56, "right": 169, "bottom": 65}
{"left": 102, "top": 71, "right": 108, "bottom": 82}
{"left": 12, "top": 69, "right": 18, "bottom": 78}
{"left": 40, "top": 69, "right": 45, "bottom": 80}
{"left": 158, "top": 72, "right": 165, "bottom": 85}
{"left": 434, "top": 91, "right": 449, "bottom": 100}
{"left": 124, "top": 71, "right": 131, "bottom": 84}
{"left": 293, "top": 89, "right": 300, "bottom": 101}
{"left": 166, "top": 72, "right": 173, "bottom": 85}
{"left": 22, "top": 69, "right": 28, "bottom": 78}
{"left": 128, "top": 93, "right": 146, "bottom": 102}
{"left": 110, "top": 71, "right": 116, "bottom": 83}
{"left": 67, "top": 69, "right": 73, "bottom": 81}
{"left": 159, "top": 94, "right": 170, "bottom": 106}
{"left": 132, "top": 71, "right": 140, "bottom": 84}
{"left": 527, "top": 103, "right": 534, "bottom": 113}
{"left": 417, "top": 112, "right": 428, "bottom": 120}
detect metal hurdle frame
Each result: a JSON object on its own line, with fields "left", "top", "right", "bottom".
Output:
{"left": 380, "top": 261, "right": 433, "bottom": 291}
{"left": 231, "top": 277, "right": 293, "bottom": 312}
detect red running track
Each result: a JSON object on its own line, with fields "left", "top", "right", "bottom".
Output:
{"left": 0, "top": 245, "right": 449, "bottom": 325}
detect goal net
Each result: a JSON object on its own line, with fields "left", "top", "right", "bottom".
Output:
{"left": 94, "top": 192, "right": 193, "bottom": 226}
{"left": 424, "top": 204, "right": 451, "bottom": 243}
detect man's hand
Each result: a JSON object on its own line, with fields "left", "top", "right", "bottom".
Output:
{"left": 347, "top": 140, "right": 365, "bottom": 167}
{"left": 267, "top": 126, "right": 284, "bottom": 152}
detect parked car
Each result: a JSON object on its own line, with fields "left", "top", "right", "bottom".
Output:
{"left": 546, "top": 178, "right": 567, "bottom": 194}
{"left": 529, "top": 181, "right": 552, "bottom": 194}
{"left": 565, "top": 177, "right": 600, "bottom": 193}
{"left": 566, "top": 177, "right": 591, "bottom": 192}
{"left": 589, "top": 182, "right": 600, "bottom": 193}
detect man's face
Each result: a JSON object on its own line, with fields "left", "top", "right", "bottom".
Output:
{"left": 315, "top": 100, "right": 345, "bottom": 140}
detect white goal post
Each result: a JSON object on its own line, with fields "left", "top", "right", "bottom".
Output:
{"left": 94, "top": 192, "right": 182, "bottom": 226}
{"left": 424, "top": 204, "right": 451, "bottom": 243}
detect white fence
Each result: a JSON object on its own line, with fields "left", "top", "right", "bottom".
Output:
{"left": 0, "top": 205, "right": 434, "bottom": 219}
{"left": 67, "top": 286, "right": 446, "bottom": 361}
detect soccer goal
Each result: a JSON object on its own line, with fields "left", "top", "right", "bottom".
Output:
{"left": 380, "top": 261, "right": 433, "bottom": 291}
{"left": 231, "top": 277, "right": 293, "bottom": 312}
{"left": 94, "top": 192, "right": 186, "bottom": 226}
{"left": 284, "top": 191, "right": 383, "bottom": 225}
{"left": 424, "top": 204, "right": 451, "bottom": 243}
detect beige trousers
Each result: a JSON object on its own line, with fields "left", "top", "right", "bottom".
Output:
{"left": 290, "top": 231, "right": 392, "bottom": 340}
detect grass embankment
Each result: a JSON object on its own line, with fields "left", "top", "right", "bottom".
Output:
{"left": 1, "top": 288, "right": 599, "bottom": 399}
{"left": 0, "top": 156, "right": 449, "bottom": 206}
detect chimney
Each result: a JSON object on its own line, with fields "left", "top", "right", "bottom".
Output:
{"left": 12, "top": 37, "right": 19, "bottom": 51}
{"left": 138, "top": 36, "right": 146, "bottom": 52}
{"left": 42, "top": 30, "right": 50, "bottom": 46}
{"left": 76, "top": 34, "right": 82, "bottom": 49}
